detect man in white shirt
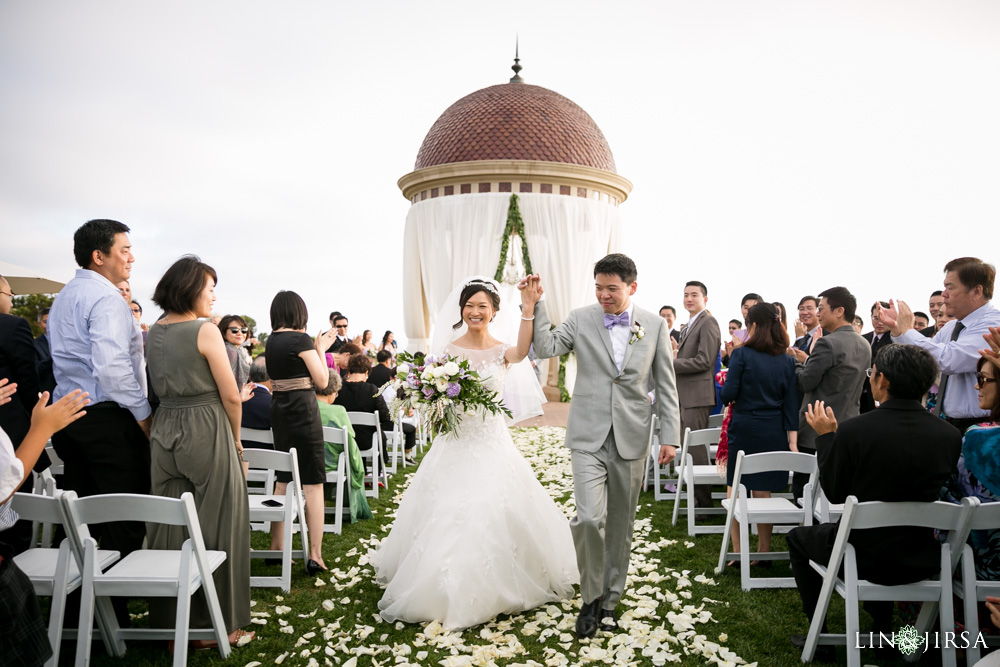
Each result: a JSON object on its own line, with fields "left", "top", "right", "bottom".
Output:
{"left": 881, "top": 257, "right": 1000, "bottom": 434}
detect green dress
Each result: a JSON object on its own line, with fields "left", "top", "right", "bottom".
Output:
{"left": 146, "top": 320, "right": 250, "bottom": 633}
{"left": 317, "top": 400, "right": 373, "bottom": 522}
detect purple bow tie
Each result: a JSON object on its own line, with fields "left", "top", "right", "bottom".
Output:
{"left": 604, "top": 312, "right": 630, "bottom": 329}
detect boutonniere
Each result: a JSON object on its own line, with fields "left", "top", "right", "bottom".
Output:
{"left": 629, "top": 321, "right": 644, "bottom": 345}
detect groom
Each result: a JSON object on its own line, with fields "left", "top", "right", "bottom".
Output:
{"left": 520, "top": 253, "right": 681, "bottom": 638}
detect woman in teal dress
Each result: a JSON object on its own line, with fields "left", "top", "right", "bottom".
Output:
{"left": 314, "top": 369, "right": 372, "bottom": 522}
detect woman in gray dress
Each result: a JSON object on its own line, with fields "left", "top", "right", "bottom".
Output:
{"left": 146, "top": 256, "right": 254, "bottom": 648}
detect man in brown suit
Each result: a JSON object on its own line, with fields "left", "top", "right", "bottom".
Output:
{"left": 672, "top": 280, "right": 722, "bottom": 507}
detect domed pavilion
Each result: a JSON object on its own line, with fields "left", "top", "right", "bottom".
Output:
{"left": 399, "top": 56, "right": 632, "bottom": 396}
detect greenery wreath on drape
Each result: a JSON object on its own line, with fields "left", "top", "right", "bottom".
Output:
{"left": 493, "top": 194, "right": 571, "bottom": 402}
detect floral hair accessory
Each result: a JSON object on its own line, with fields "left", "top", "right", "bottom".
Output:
{"left": 464, "top": 279, "right": 500, "bottom": 296}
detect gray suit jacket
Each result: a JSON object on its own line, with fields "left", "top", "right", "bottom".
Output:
{"left": 795, "top": 324, "right": 870, "bottom": 451}
{"left": 532, "top": 301, "right": 681, "bottom": 459}
{"left": 673, "top": 310, "right": 721, "bottom": 409}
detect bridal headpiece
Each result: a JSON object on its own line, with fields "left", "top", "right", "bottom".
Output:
{"left": 464, "top": 278, "right": 500, "bottom": 296}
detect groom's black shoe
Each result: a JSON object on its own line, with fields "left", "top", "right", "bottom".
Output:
{"left": 598, "top": 607, "right": 619, "bottom": 631}
{"left": 576, "top": 597, "right": 602, "bottom": 639}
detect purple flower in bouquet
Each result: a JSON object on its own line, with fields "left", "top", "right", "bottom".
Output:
{"left": 407, "top": 374, "right": 421, "bottom": 388}
{"left": 446, "top": 382, "right": 461, "bottom": 398}
{"left": 422, "top": 385, "right": 436, "bottom": 399}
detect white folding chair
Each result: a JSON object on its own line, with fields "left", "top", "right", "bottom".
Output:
{"left": 671, "top": 427, "right": 726, "bottom": 535}
{"left": 708, "top": 413, "right": 725, "bottom": 428}
{"left": 12, "top": 492, "right": 121, "bottom": 667}
{"left": 801, "top": 496, "right": 978, "bottom": 667}
{"left": 30, "top": 442, "right": 65, "bottom": 547}
{"left": 60, "top": 491, "right": 231, "bottom": 667}
{"left": 383, "top": 412, "right": 405, "bottom": 474}
{"left": 641, "top": 415, "right": 660, "bottom": 493}
{"left": 716, "top": 450, "right": 817, "bottom": 590}
{"left": 954, "top": 502, "right": 1000, "bottom": 665}
{"left": 322, "top": 425, "right": 355, "bottom": 534}
{"left": 347, "top": 411, "right": 388, "bottom": 498}
{"left": 811, "top": 485, "right": 844, "bottom": 524}
{"left": 243, "top": 447, "right": 309, "bottom": 592}
{"left": 241, "top": 428, "right": 276, "bottom": 497}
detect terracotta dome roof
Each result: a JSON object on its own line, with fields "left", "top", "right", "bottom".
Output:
{"left": 414, "top": 83, "right": 617, "bottom": 173}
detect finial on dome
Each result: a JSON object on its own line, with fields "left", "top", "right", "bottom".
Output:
{"left": 509, "top": 37, "right": 523, "bottom": 83}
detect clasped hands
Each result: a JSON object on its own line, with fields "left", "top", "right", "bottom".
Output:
{"left": 517, "top": 273, "right": 544, "bottom": 307}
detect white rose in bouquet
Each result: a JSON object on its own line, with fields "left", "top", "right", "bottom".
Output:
{"left": 434, "top": 378, "right": 449, "bottom": 392}
{"left": 397, "top": 362, "right": 410, "bottom": 375}
{"left": 420, "top": 368, "right": 435, "bottom": 382}
{"left": 442, "top": 361, "right": 460, "bottom": 377}
{"left": 432, "top": 366, "right": 449, "bottom": 379}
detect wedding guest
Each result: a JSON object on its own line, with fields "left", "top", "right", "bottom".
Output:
{"left": 773, "top": 302, "right": 788, "bottom": 330}
{"left": 219, "top": 315, "right": 251, "bottom": 389}
{"left": 722, "top": 320, "right": 741, "bottom": 366}
{"left": 675, "top": 281, "right": 722, "bottom": 509}
{"left": 792, "top": 296, "right": 822, "bottom": 355}
{"left": 852, "top": 315, "right": 864, "bottom": 334}
{"left": 882, "top": 257, "right": 1000, "bottom": 434}
{"left": 360, "top": 330, "right": 378, "bottom": 355}
{"left": 731, "top": 293, "right": 762, "bottom": 345}
{"left": 380, "top": 330, "right": 398, "bottom": 362}
{"left": 329, "top": 314, "right": 349, "bottom": 353}
{"left": 49, "top": 220, "right": 151, "bottom": 613}
{"left": 265, "top": 291, "right": 336, "bottom": 574}
{"left": 728, "top": 319, "right": 742, "bottom": 337}
{"left": 913, "top": 311, "right": 930, "bottom": 331}
{"left": 787, "top": 344, "right": 960, "bottom": 653}
{"left": 116, "top": 279, "right": 131, "bottom": 302}
{"left": 939, "top": 355, "right": 1000, "bottom": 582}
{"left": 720, "top": 303, "right": 797, "bottom": 565}
{"left": 334, "top": 353, "right": 395, "bottom": 462}
{"left": 34, "top": 308, "right": 55, "bottom": 396}
{"left": 660, "top": 306, "right": 682, "bottom": 344}
{"left": 129, "top": 300, "right": 149, "bottom": 341}
{"left": 314, "top": 369, "right": 372, "bottom": 523}
{"left": 145, "top": 256, "right": 254, "bottom": 648}
{"left": 323, "top": 311, "right": 342, "bottom": 355}
{"left": 787, "top": 286, "right": 869, "bottom": 500}
{"left": 242, "top": 356, "right": 273, "bottom": 450}
{"left": 368, "top": 350, "right": 396, "bottom": 390}
{"left": 0, "top": 380, "right": 88, "bottom": 666}
{"left": 860, "top": 301, "right": 892, "bottom": 414}
{"left": 0, "top": 274, "right": 45, "bottom": 553}
{"left": 921, "top": 290, "right": 946, "bottom": 337}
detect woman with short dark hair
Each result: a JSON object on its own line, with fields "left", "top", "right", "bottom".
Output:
{"left": 719, "top": 302, "right": 798, "bottom": 566}
{"left": 218, "top": 315, "right": 250, "bottom": 389}
{"left": 145, "top": 255, "right": 255, "bottom": 647}
{"left": 264, "top": 291, "right": 336, "bottom": 575}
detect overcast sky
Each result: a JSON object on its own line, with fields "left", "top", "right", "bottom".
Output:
{"left": 1, "top": 1, "right": 994, "bottom": 344}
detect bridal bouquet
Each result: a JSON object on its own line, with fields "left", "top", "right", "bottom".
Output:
{"left": 377, "top": 351, "right": 512, "bottom": 437}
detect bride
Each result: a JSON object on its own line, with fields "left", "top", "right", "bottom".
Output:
{"left": 369, "top": 276, "right": 579, "bottom": 630}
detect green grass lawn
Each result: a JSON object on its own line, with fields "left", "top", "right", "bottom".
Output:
{"left": 76, "top": 427, "right": 952, "bottom": 666}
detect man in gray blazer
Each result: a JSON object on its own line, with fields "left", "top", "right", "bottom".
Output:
{"left": 521, "top": 253, "right": 681, "bottom": 639}
{"left": 672, "top": 280, "right": 722, "bottom": 508}
{"left": 788, "top": 286, "right": 869, "bottom": 499}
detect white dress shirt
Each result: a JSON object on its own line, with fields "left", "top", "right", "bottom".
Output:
{"left": 893, "top": 301, "right": 1000, "bottom": 419}
{"left": 49, "top": 269, "right": 150, "bottom": 420}
{"left": 609, "top": 303, "right": 635, "bottom": 375}
{"left": 0, "top": 426, "right": 23, "bottom": 528}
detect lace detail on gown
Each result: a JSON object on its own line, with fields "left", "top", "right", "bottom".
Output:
{"left": 368, "top": 343, "right": 579, "bottom": 630}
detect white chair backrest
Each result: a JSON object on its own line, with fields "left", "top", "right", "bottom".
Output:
{"left": 242, "top": 428, "right": 275, "bottom": 445}
{"left": 735, "top": 450, "right": 817, "bottom": 477}
{"left": 684, "top": 427, "right": 721, "bottom": 455}
{"left": 346, "top": 411, "right": 378, "bottom": 428}
{"left": 12, "top": 491, "right": 64, "bottom": 524}
{"left": 968, "top": 501, "right": 1000, "bottom": 530}
{"left": 243, "top": 447, "right": 296, "bottom": 473}
{"left": 708, "top": 413, "right": 725, "bottom": 428}
{"left": 322, "top": 426, "right": 348, "bottom": 446}
{"left": 45, "top": 441, "right": 65, "bottom": 471}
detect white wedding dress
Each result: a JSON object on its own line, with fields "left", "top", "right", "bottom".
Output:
{"left": 369, "top": 343, "right": 579, "bottom": 630}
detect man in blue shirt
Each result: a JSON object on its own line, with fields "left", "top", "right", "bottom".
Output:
{"left": 49, "top": 219, "right": 151, "bottom": 594}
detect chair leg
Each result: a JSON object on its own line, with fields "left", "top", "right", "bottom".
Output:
{"left": 670, "top": 462, "right": 683, "bottom": 524}
{"left": 686, "top": 468, "right": 697, "bottom": 537}
{"left": 939, "top": 557, "right": 957, "bottom": 667}
{"left": 76, "top": 550, "right": 98, "bottom": 666}
{"left": 282, "top": 507, "right": 293, "bottom": 593}
{"left": 716, "top": 498, "right": 735, "bottom": 575}
{"left": 963, "top": 553, "right": 981, "bottom": 665}
{"left": 173, "top": 587, "right": 192, "bottom": 667}
{"left": 739, "top": 511, "right": 751, "bottom": 591}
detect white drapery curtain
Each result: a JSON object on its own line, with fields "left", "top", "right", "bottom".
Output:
{"left": 402, "top": 192, "right": 623, "bottom": 355}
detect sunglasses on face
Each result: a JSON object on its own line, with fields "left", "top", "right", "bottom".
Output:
{"left": 228, "top": 327, "right": 248, "bottom": 334}
{"left": 977, "top": 373, "right": 997, "bottom": 386}
{"left": 131, "top": 307, "right": 141, "bottom": 313}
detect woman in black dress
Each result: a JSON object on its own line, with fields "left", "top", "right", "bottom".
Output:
{"left": 720, "top": 302, "right": 798, "bottom": 564}
{"left": 334, "top": 353, "right": 394, "bottom": 463}
{"left": 265, "top": 291, "right": 336, "bottom": 574}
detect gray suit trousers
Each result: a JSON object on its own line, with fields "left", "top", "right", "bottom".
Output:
{"left": 570, "top": 428, "right": 646, "bottom": 609}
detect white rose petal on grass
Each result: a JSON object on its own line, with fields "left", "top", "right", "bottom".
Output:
{"left": 275, "top": 605, "right": 291, "bottom": 615}
{"left": 279, "top": 625, "right": 294, "bottom": 634}
{"left": 250, "top": 618, "right": 267, "bottom": 625}
{"left": 274, "top": 652, "right": 288, "bottom": 664}
{"left": 341, "top": 597, "right": 351, "bottom": 605}
{"left": 322, "top": 599, "right": 335, "bottom": 611}
{"left": 245, "top": 662, "right": 262, "bottom": 667}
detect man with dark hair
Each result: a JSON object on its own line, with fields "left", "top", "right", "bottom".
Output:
{"left": 672, "top": 280, "right": 721, "bottom": 508}
{"left": 792, "top": 296, "right": 822, "bottom": 354}
{"left": 786, "top": 344, "right": 961, "bottom": 655}
{"left": 242, "top": 355, "right": 273, "bottom": 450}
{"left": 921, "top": 290, "right": 945, "bottom": 337}
{"left": 523, "top": 253, "right": 680, "bottom": 637}
{"left": 912, "top": 311, "right": 930, "bottom": 331}
{"left": 33, "top": 307, "right": 55, "bottom": 396}
{"left": 788, "top": 286, "right": 869, "bottom": 499}
{"left": 328, "top": 314, "right": 349, "bottom": 353}
{"left": 659, "top": 305, "right": 681, "bottom": 343}
{"left": 881, "top": 257, "right": 1000, "bottom": 434}
{"left": 47, "top": 219, "right": 150, "bottom": 623}
{"left": 368, "top": 350, "right": 396, "bottom": 390}
{"left": 859, "top": 301, "right": 892, "bottom": 414}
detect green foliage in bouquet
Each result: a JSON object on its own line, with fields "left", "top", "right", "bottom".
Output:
{"left": 376, "top": 351, "right": 512, "bottom": 438}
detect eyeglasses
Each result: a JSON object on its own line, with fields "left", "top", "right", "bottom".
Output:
{"left": 130, "top": 307, "right": 141, "bottom": 314}
{"left": 0, "top": 290, "right": 14, "bottom": 298}
{"left": 976, "top": 373, "right": 997, "bottom": 386}
{"left": 228, "top": 327, "right": 249, "bottom": 334}
{"left": 866, "top": 368, "right": 877, "bottom": 378}
{"left": 335, "top": 325, "right": 348, "bottom": 329}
